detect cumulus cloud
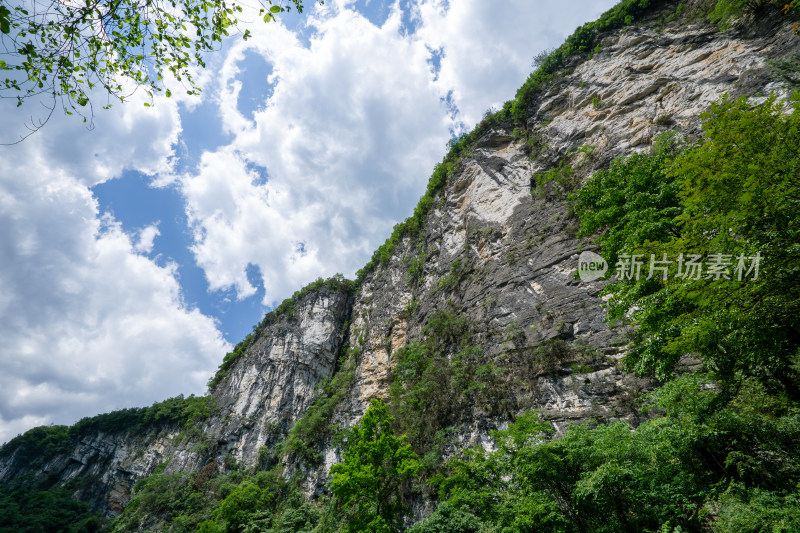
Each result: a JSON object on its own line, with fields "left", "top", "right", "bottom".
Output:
{"left": 415, "top": 0, "right": 618, "bottom": 127}
{"left": 181, "top": 0, "right": 617, "bottom": 305}
{"left": 134, "top": 224, "right": 162, "bottom": 254}
{"left": 183, "top": 2, "right": 454, "bottom": 303}
{"left": 0, "top": 87, "right": 229, "bottom": 444}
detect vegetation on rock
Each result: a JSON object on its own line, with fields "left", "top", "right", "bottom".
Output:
{"left": 0, "top": 394, "right": 213, "bottom": 467}
{"left": 4, "top": 1, "right": 800, "bottom": 531}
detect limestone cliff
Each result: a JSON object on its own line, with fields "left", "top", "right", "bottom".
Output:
{"left": 1, "top": 0, "right": 799, "bottom": 519}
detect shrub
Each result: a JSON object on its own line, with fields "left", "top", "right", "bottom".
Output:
{"left": 531, "top": 161, "right": 577, "bottom": 198}
{"left": 767, "top": 52, "right": 800, "bottom": 88}
{"left": 0, "top": 484, "right": 103, "bottom": 532}
{"left": 707, "top": 0, "right": 781, "bottom": 28}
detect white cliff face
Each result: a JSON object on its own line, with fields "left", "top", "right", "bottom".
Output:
{"left": 532, "top": 15, "right": 798, "bottom": 167}
{"left": 2, "top": 4, "right": 799, "bottom": 516}
{"left": 191, "top": 288, "right": 352, "bottom": 468}
{"left": 214, "top": 293, "right": 347, "bottom": 423}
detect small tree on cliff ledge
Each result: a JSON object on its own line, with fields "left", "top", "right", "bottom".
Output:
{"left": 330, "top": 399, "right": 421, "bottom": 533}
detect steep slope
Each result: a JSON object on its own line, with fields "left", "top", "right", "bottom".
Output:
{"left": 1, "top": 0, "right": 799, "bottom": 525}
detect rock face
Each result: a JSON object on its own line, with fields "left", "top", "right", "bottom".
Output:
{"left": 197, "top": 285, "right": 352, "bottom": 467}
{"left": 0, "top": 423, "right": 182, "bottom": 512}
{"left": 527, "top": 10, "right": 798, "bottom": 170}
{"left": 2, "top": 0, "right": 799, "bottom": 517}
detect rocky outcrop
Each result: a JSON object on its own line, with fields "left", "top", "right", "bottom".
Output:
{"left": 528, "top": 6, "right": 799, "bottom": 169}
{"left": 0, "top": 424, "right": 181, "bottom": 512}
{"left": 2, "top": 0, "right": 799, "bottom": 516}
{"left": 191, "top": 285, "right": 352, "bottom": 468}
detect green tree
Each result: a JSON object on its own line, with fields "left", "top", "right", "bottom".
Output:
{"left": 663, "top": 94, "right": 800, "bottom": 393}
{"left": 212, "top": 476, "right": 274, "bottom": 532}
{"left": 0, "top": 484, "right": 104, "bottom": 532}
{"left": 576, "top": 95, "right": 800, "bottom": 398}
{"left": 575, "top": 130, "right": 685, "bottom": 270}
{"left": 330, "top": 399, "right": 422, "bottom": 533}
{"left": 0, "top": 0, "right": 315, "bottom": 138}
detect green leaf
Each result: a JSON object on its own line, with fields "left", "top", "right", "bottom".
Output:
{"left": 0, "top": 6, "right": 11, "bottom": 34}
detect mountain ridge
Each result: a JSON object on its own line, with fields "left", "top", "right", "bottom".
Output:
{"left": 2, "top": 0, "right": 800, "bottom": 530}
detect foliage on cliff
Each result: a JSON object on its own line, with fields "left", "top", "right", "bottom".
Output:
{"left": 109, "top": 462, "right": 330, "bottom": 533}
{"left": 577, "top": 94, "right": 800, "bottom": 399}
{"left": 330, "top": 400, "right": 422, "bottom": 533}
{"left": 0, "top": 394, "right": 212, "bottom": 469}
{"left": 5, "top": 1, "right": 800, "bottom": 532}
{"left": 107, "top": 401, "right": 418, "bottom": 533}
{"left": 413, "top": 376, "right": 800, "bottom": 533}
{"left": 0, "top": 483, "right": 103, "bottom": 532}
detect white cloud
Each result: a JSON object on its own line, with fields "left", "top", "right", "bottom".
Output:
{"left": 181, "top": 0, "right": 618, "bottom": 305}
{"left": 183, "top": 1, "right": 454, "bottom": 304}
{"left": 415, "top": 0, "right": 618, "bottom": 127}
{"left": 134, "top": 224, "right": 162, "bottom": 254}
{"left": 0, "top": 87, "right": 229, "bottom": 445}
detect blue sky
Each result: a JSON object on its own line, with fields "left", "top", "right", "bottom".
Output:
{"left": 0, "top": 0, "right": 617, "bottom": 443}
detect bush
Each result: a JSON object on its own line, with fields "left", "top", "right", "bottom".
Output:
{"left": 531, "top": 161, "right": 576, "bottom": 198}
{"left": 707, "top": 0, "right": 781, "bottom": 27}
{"left": 387, "top": 311, "right": 493, "bottom": 455}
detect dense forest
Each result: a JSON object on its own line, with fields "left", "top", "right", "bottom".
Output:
{"left": 2, "top": 0, "right": 800, "bottom": 531}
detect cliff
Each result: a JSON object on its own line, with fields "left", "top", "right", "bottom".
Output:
{"left": 2, "top": 0, "right": 799, "bottom": 528}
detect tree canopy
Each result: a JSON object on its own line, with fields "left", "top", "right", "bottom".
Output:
{"left": 576, "top": 93, "right": 800, "bottom": 399}
{"left": 0, "top": 0, "right": 314, "bottom": 137}
{"left": 330, "top": 399, "right": 422, "bottom": 533}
